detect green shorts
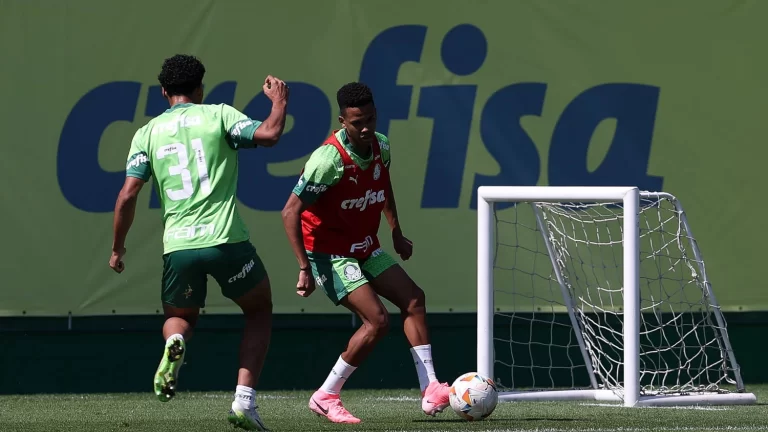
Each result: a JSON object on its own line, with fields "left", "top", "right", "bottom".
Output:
{"left": 307, "top": 248, "right": 398, "bottom": 305}
{"left": 161, "top": 240, "right": 267, "bottom": 308}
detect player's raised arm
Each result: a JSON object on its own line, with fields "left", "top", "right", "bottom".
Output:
{"left": 251, "top": 75, "right": 289, "bottom": 147}
{"left": 222, "top": 76, "right": 289, "bottom": 149}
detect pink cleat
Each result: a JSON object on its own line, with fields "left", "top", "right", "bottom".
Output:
{"left": 421, "top": 381, "right": 451, "bottom": 416}
{"left": 308, "top": 390, "right": 361, "bottom": 424}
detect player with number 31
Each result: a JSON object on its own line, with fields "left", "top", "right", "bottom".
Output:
{"left": 110, "top": 54, "right": 288, "bottom": 431}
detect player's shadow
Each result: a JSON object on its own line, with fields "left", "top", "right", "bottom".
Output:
{"left": 412, "top": 417, "right": 578, "bottom": 423}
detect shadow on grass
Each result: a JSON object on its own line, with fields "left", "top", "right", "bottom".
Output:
{"left": 413, "top": 417, "right": 579, "bottom": 423}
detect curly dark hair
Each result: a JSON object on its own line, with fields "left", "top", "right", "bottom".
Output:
{"left": 337, "top": 82, "right": 374, "bottom": 112}
{"left": 157, "top": 54, "right": 206, "bottom": 97}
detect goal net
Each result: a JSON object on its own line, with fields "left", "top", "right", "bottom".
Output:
{"left": 476, "top": 187, "right": 755, "bottom": 407}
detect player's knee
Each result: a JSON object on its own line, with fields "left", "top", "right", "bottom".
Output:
{"left": 170, "top": 314, "right": 198, "bottom": 330}
{"left": 163, "top": 305, "right": 200, "bottom": 327}
{"left": 404, "top": 285, "right": 426, "bottom": 314}
{"left": 249, "top": 298, "right": 273, "bottom": 314}
{"left": 236, "top": 278, "right": 273, "bottom": 315}
{"left": 366, "top": 311, "right": 389, "bottom": 340}
{"left": 243, "top": 297, "right": 272, "bottom": 316}
{"left": 187, "top": 314, "right": 199, "bottom": 328}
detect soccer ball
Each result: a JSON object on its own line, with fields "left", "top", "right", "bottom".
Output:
{"left": 448, "top": 372, "right": 499, "bottom": 420}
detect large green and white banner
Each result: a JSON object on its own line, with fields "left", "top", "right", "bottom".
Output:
{"left": 1, "top": 1, "right": 765, "bottom": 315}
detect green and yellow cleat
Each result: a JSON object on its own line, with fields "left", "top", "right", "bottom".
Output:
{"left": 153, "top": 337, "right": 186, "bottom": 402}
{"left": 228, "top": 401, "right": 269, "bottom": 431}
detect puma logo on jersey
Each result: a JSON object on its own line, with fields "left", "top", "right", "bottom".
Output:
{"left": 341, "top": 189, "right": 385, "bottom": 211}
{"left": 349, "top": 176, "right": 358, "bottom": 184}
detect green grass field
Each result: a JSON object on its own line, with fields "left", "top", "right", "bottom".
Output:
{"left": 2, "top": 387, "right": 768, "bottom": 432}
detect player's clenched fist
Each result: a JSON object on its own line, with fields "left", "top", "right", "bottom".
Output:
{"left": 393, "top": 231, "right": 413, "bottom": 261}
{"left": 263, "top": 75, "right": 289, "bottom": 103}
{"left": 109, "top": 247, "right": 126, "bottom": 273}
{"left": 296, "top": 268, "right": 316, "bottom": 298}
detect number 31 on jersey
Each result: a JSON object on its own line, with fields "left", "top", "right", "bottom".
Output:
{"left": 156, "top": 138, "right": 211, "bottom": 201}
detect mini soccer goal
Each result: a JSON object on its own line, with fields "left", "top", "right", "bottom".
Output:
{"left": 476, "top": 186, "right": 756, "bottom": 407}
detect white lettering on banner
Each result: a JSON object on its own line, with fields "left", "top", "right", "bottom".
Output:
{"left": 350, "top": 236, "right": 375, "bottom": 254}
{"left": 164, "top": 224, "right": 215, "bottom": 242}
{"left": 228, "top": 259, "right": 255, "bottom": 283}
{"left": 340, "top": 189, "right": 385, "bottom": 211}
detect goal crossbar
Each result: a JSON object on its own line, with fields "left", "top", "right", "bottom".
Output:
{"left": 476, "top": 186, "right": 756, "bottom": 407}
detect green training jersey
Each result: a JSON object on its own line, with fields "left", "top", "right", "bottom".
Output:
{"left": 125, "top": 103, "right": 262, "bottom": 254}
{"left": 292, "top": 129, "right": 391, "bottom": 204}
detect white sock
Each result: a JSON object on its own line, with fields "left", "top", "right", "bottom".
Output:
{"left": 235, "top": 385, "right": 255, "bottom": 409}
{"left": 410, "top": 344, "right": 438, "bottom": 392}
{"left": 320, "top": 356, "right": 357, "bottom": 395}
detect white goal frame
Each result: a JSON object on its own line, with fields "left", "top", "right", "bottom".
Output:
{"left": 476, "top": 186, "right": 757, "bottom": 407}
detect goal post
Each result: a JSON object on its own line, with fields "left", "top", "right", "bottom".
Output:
{"left": 476, "top": 186, "right": 756, "bottom": 407}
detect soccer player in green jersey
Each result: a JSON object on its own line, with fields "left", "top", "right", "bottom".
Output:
{"left": 281, "top": 83, "right": 452, "bottom": 424}
{"left": 109, "top": 54, "right": 288, "bottom": 431}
